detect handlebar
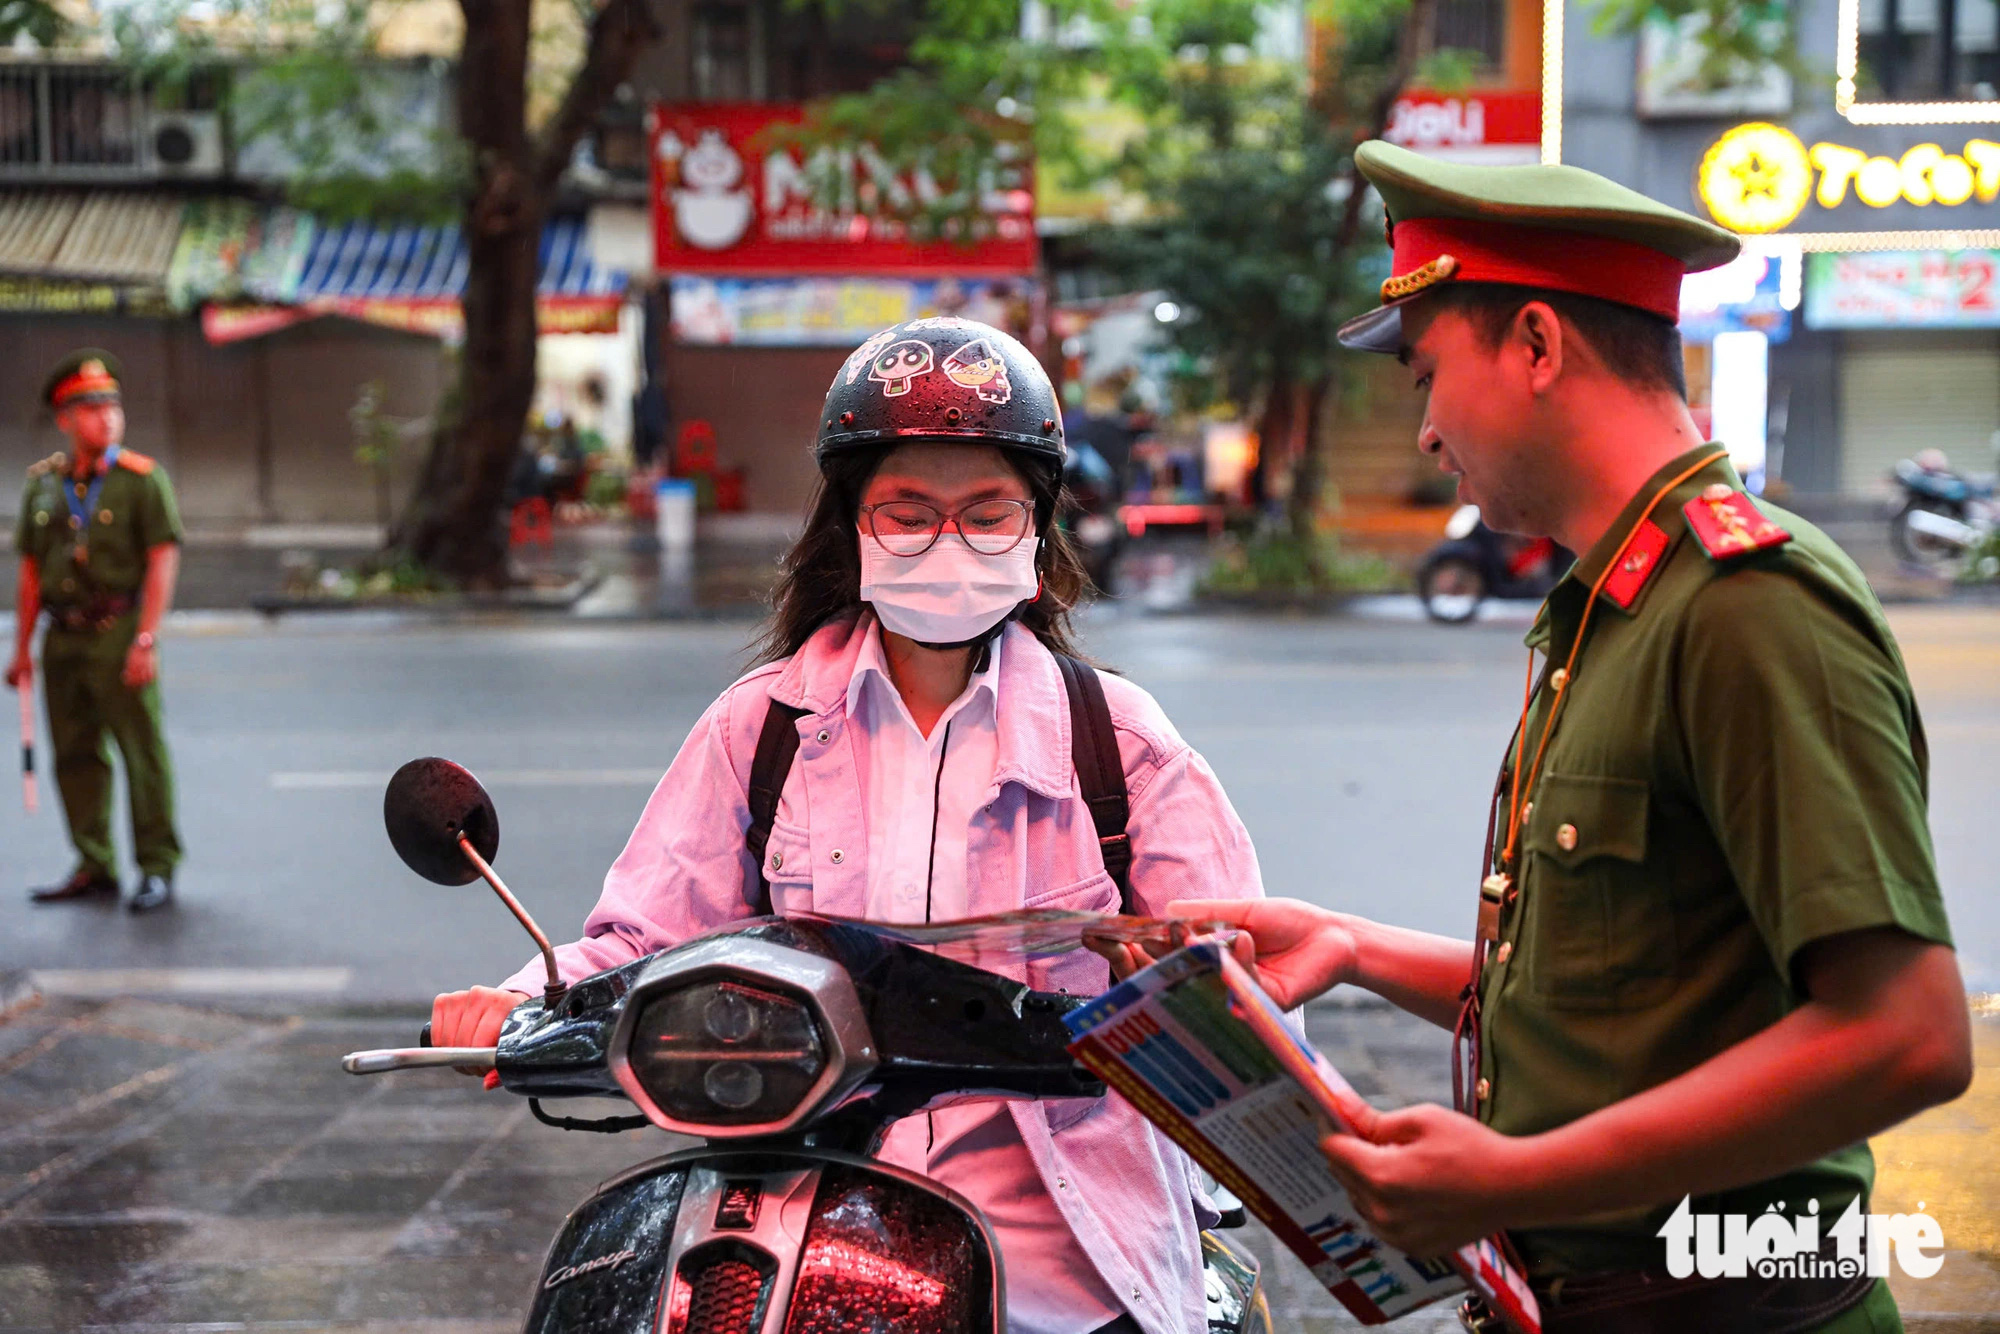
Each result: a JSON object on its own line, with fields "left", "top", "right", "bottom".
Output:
{"left": 343, "top": 1046, "right": 496, "bottom": 1075}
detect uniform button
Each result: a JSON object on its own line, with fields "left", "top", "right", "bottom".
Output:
{"left": 33, "top": 511, "right": 46, "bottom": 526}
{"left": 1496, "top": 941, "right": 1513, "bottom": 964}
{"left": 770, "top": 852, "right": 783, "bottom": 871}
{"left": 1556, "top": 823, "right": 1578, "bottom": 852}
{"left": 97, "top": 509, "right": 111, "bottom": 524}
{"left": 1522, "top": 801, "right": 1533, "bottom": 821}
{"left": 815, "top": 730, "right": 830, "bottom": 744}
{"left": 1549, "top": 667, "right": 1570, "bottom": 692}
{"left": 1703, "top": 482, "right": 1734, "bottom": 501}
{"left": 1057, "top": 1177, "right": 1067, "bottom": 1190}
{"left": 830, "top": 849, "right": 844, "bottom": 864}
{"left": 1475, "top": 1077, "right": 1492, "bottom": 1103}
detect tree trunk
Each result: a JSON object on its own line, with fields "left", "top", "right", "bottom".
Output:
{"left": 392, "top": 0, "right": 660, "bottom": 589}
{"left": 1287, "top": 373, "right": 1334, "bottom": 548}
{"left": 1251, "top": 370, "right": 1294, "bottom": 510}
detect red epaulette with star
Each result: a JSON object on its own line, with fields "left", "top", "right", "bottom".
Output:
{"left": 115, "top": 450, "right": 155, "bottom": 475}
{"left": 1683, "top": 483, "right": 1790, "bottom": 561}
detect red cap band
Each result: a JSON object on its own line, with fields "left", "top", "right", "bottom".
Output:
{"left": 1390, "top": 216, "right": 1686, "bottom": 322}
{"left": 51, "top": 365, "right": 118, "bottom": 407}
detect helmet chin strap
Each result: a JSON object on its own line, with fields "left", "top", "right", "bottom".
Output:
{"left": 909, "top": 607, "right": 1023, "bottom": 672}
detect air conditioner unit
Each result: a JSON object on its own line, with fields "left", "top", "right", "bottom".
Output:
{"left": 147, "top": 111, "right": 225, "bottom": 178}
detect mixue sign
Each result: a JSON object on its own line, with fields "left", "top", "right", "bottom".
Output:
{"left": 650, "top": 103, "right": 1038, "bottom": 277}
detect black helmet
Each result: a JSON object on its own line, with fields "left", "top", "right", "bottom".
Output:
{"left": 815, "top": 317, "right": 1064, "bottom": 473}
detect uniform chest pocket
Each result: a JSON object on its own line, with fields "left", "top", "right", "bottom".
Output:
{"left": 1518, "top": 773, "right": 1676, "bottom": 1009}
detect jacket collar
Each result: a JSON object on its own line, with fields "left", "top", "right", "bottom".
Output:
{"left": 767, "top": 610, "right": 1072, "bottom": 800}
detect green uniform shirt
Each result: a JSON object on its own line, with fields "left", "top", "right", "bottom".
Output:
{"left": 14, "top": 451, "right": 183, "bottom": 605}
{"left": 1478, "top": 446, "right": 1954, "bottom": 1278}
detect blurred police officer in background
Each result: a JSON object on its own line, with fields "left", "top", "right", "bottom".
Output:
{"left": 8, "top": 349, "right": 185, "bottom": 913}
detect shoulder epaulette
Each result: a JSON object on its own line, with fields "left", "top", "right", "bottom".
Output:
{"left": 26, "top": 452, "right": 64, "bottom": 478}
{"left": 1683, "top": 484, "right": 1791, "bottom": 562}
{"left": 115, "top": 450, "right": 155, "bottom": 475}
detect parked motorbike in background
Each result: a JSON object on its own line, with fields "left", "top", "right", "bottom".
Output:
{"left": 1890, "top": 447, "right": 1998, "bottom": 574}
{"left": 343, "top": 758, "right": 1272, "bottom": 1334}
{"left": 1416, "top": 505, "right": 1571, "bottom": 623}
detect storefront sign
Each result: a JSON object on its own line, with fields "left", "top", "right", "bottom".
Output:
{"left": 669, "top": 276, "right": 1030, "bottom": 346}
{"left": 1384, "top": 91, "right": 1540, "bottom": 164}
{"left": 201, "top": 294, "right": 624, "bottom": 345}
{"left": 650, "top": 103, "right": 1037, "bottom": 276}
{"left": 1699, "top": 123, "right": 2000, "bottom": 233}
{"left": 1802, "top": 250, "right": 2000, "bottom": 329}
{"left": 0, "top": 278, "right": 170, "bottom": 317}
{"left": 1680, "top": 248, "right": 1792, "bottom": 344}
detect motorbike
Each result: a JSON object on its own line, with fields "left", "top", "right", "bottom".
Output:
{"left": 1416, "top": 505, "right": 1571, "bottom": 624}
{"left": 343, "top": 757, "right": 1273, "bottom": 1334}
{"left": 1889, "top": 447, "right": 1998, "bottom": 573}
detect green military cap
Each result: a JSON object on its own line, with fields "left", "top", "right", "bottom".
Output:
{"left": 1337, "top": 141, "right": 1743, "bottom": 354}
{"left": 43, "top": 348, "right": 122, "bottom": 409}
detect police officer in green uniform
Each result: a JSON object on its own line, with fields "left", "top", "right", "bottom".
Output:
{"left": 7, "top": 350, "right": 184, "bottom": 912}
{"left": 1166, "top": 146, "right": 1971, "bottom": 1331}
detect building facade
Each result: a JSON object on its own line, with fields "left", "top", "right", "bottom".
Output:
{"left": 1561, "top": 0, "right": 2000, "bottom": 503}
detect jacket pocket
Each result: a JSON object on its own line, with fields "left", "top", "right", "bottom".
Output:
{"left": 1519, "top": 773, "right": 1675, "bottom": 1009}
{"left": 757, "top": 817, "right": 815, "bottom": 913}
{"left": 1022, "top": 868, "right": 1121, "bottom": 913}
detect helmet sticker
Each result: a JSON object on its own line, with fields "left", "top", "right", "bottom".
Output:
{"left": 843, "top": 327, "right": 901, "bottom": 386}
{"left": 868, "top": 339, "right": 935, "bottom": 397}
{"left": 942, "top": 339, "right": 1013, "bottom": 405}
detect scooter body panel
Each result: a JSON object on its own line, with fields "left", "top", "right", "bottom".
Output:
{"left": 526, "top": 1145, "right": 1002, "bottom": 1334}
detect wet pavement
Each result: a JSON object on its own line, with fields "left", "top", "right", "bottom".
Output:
{"left": 2, "top": 990, "right": 1994, "bottom": 1333}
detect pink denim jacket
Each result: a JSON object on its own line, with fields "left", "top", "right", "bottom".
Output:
{"left": 502, "top": 612, "right": 1264, "bottom": 1334}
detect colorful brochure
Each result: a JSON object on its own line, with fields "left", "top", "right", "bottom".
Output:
{"left": 1062, "top": 940, "right": 1541, "bottom": 1332}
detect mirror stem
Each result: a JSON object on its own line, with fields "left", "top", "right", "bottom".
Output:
{"left": 458, "top": 833, "right": 567, "bottom": 1008}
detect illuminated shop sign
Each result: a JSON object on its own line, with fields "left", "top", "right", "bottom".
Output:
{"left": 1698, "top": 122, "right": 2000, "bottom": 234}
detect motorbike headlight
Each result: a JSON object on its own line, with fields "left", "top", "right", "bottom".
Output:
{"left": 626, "top": 979, "right": 827, "bottom": 1127}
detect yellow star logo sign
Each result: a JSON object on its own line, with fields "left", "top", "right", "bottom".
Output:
{"left": 1698, "top": 123, "right": 1812, "bottom": 234}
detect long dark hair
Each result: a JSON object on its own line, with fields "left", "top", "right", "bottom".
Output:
{"left": 752, "top": 443, "right": 1096, "bottom": 666}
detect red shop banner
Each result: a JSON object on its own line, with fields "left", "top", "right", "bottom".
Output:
{"left": 651, "top": 103, "right": 1038, "bottom": 277}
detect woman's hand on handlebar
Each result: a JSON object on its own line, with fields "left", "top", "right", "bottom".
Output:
{"left": 431, "top": 986, "right": 530, "bottom": 1088}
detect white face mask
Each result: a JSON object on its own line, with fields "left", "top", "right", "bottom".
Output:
{"left": 859, "top": 532, "right": 1041, "bottom": 645}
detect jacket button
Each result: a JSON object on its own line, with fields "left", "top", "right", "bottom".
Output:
{"left": 830, "top": 849, "right": 844, "bottom": 864}
{"left": 816, "top": 729, "right": 830, "bottom": 744}
{"left": 1556, "top": 823, "right": 1578, "bottom": 852}
{"left": 1550, "top": 667, "right": 1570, "bottom": 692}
{"left": 770, "top": 852, "right": 783, "bottom": 871}
{"left": 1496, "top": 941, "right": 1513, "bottom": 964}
{"left": 1522, "top": 801, "right": 1533, "bottom": 821}
{"left": 1476, "top": 1077, "right": 1492, "bottom": 1102}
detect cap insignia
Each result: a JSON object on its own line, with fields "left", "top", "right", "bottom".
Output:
{"left": 1380, "top": 254, "right": 1458, "bottom": 303}
{"left": 1684, "top": 489, "right": 1792, "bottom": 561}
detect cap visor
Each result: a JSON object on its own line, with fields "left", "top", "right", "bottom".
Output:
{"left": 55, "top": 390, "right": 120, "bottom": 408}
{"left": 1337, "top": 301, "right": 1407, "bottom": 354}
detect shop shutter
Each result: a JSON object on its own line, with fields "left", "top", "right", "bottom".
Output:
{"left": 1838, "top": 331, "right": 2000, "bottom": 495}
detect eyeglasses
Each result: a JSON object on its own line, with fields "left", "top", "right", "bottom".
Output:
{"left": 859, "top": 499, "right": 1035, "bottom": 557}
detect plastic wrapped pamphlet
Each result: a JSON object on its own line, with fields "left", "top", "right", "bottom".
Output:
{"left": 1063, "top": 939, "right": 1542, "bottom": 1333}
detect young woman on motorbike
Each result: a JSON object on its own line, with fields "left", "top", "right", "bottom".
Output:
{"left": 431, "top": 318, "right": 1264, "bottom": 1334}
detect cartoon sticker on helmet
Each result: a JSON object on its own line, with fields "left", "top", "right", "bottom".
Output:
{"left": 843, "top": 326, "right": 901, "bottom": 386}
{"left": 942, "top": 339, "right": 1012, "bottom": 405}
{"left": 868, "top": 339, "right": 935, "bottom": 397}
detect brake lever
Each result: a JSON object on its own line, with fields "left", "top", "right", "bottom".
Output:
{"left": 342, "top": 1047, "right": 496, "bottom": 1075}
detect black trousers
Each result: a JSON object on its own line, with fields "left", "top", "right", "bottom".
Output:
{"left": 1086, "top": 1318, "right": 1144, "bottom": 1334}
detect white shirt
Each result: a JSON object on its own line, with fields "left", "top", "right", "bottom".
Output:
{"left": 845, "top": 623, "right": 1124, "bottom": 1334}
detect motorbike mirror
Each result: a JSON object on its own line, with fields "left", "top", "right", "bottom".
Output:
{"left": 383, "top": 758, "right": 566, "bottom": 1007}
{"left": 383, "top": 757, "right": 499, "bottom": 886}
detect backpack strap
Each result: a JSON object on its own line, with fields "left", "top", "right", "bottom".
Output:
{"left": 744, "top": 700, "right": 810, "bottom": 915}
{"left": 1055, "top": 653, "right": 1134, "bottom": 914}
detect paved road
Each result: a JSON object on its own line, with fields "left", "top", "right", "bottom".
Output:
{"left": 3, "top": 604, "right": 1996, "bottom": 998}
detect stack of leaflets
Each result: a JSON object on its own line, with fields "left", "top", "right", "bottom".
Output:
{"left": 1063, "top": 939, "right": 1541, "bottom": 1332}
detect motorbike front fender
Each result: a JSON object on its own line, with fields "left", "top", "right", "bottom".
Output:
{"left": 526, "top": 1145, "right": 1002, "bottom": 1334}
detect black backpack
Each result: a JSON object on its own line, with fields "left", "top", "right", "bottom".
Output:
{"left": 743, "top": 653, "right": 1134, "bottom": 917}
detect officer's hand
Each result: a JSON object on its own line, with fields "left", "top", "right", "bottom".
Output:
{"left": 121, "top": 642, "right": 156, "bottom": 688}
{"left": 1318, "top": 1102, "right": 1529, "bottom": 1258}
{"left": 431, "top": 986, "right": 530, "bottom": 1087}
{"left": 1163, "top": 898, "right": 1357, "bottom": 1008}
{"left": 5, "top": 652, "right": 29, "bottom": 691}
